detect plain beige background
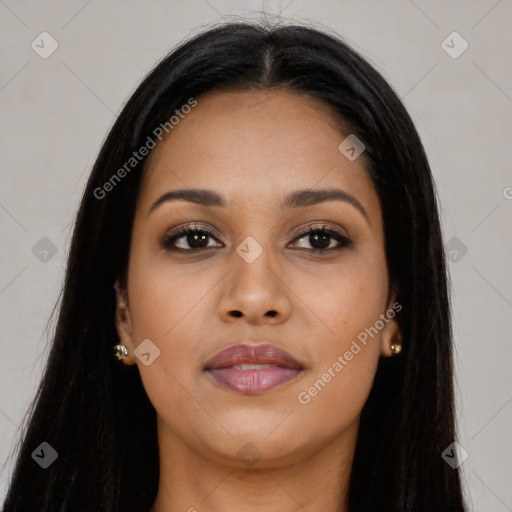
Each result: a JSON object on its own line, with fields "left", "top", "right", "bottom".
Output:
{"left": 1, "top": 1, "right": 511, "bottom": 510}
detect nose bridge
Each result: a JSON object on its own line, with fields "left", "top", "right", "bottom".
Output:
{"left": 232, "top": 233, "right": 280, "bottom": 297}
{"left": 218, "top": 232, "right": 292, "bottom": 323}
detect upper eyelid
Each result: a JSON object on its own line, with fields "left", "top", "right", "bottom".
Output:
{"left": 167, "top": 223, "right": 222, "bottom": 240}
{"left": 295, "top": 223, "right": 349, "bottom": 237}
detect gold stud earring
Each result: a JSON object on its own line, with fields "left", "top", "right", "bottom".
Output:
{"left": 113, "top": 344, "right": 128, "bottom": 360}
{"left": 390, "top": 337, "right": 402, "bottom": 355}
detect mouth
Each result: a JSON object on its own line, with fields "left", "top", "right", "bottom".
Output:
{"left": 204, "top": 342, "right": 305, "bottom": 395}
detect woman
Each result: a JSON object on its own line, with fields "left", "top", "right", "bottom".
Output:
{"left": 3, "top": 21, "right": 467, "bottom": 511}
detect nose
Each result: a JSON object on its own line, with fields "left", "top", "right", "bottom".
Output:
{"left": 217, "top": 246, "right": 292, "bottom": 325}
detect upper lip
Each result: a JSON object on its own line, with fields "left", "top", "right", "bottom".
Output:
{"left": 204, "top": 342, "right": 304, "bottom": 370}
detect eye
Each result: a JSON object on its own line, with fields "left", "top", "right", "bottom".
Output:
{"left": 161, "top": 224, "right": 222, "bottom": 252}
{"left": 290, "top": 224, "right": 352, "bottom": 253}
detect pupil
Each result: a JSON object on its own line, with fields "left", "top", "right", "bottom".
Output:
{"left": 189, "top": 232, "right": 208, "bottom": 248}
{"left": 311, "top": 233, "right": 329, "bottom": 249}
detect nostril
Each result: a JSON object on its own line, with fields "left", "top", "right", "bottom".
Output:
{"left": 228, "top": 310, "right": 277, "bottom": 318}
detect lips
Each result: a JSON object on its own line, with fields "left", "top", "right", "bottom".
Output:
{"left": 204, "top": 343, "right": 303, "bottom": 370}
{"left": 204, "top": 342, "right": 305, "bottom": 395}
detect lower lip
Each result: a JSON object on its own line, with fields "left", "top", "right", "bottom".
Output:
{"left": 206, "top": 367, "right": 303, "bottom": 394}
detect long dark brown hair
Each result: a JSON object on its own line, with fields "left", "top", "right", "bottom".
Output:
{"left": 3, "top": 20, "right": 466, "bottom": 511}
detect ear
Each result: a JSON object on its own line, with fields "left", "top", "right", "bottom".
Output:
{"left": 380, "top": 281, "right": 403, "bottom": 357}
{"left": 113, "top": 278, "right": 137, "bottom": 365}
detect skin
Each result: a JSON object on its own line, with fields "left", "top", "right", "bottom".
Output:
{"left": 114, "top": 89, "right": 401, "bottom": 512}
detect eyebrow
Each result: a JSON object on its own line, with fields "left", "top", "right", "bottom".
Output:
{"left": 148, "top": 187, "right": 369, "bottom": 222}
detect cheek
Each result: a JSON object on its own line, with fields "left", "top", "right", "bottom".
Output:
{"left": 295, "top": 249, "right": 388, "bottom": 348}
{"left": 124, "top": 258, "right": 212, "bottom": 434}
{"left": 293, "top": 255, "right": 387, "bottom": 419}
{"left": 127, "top": 246, "right": 214, "bottom": 342}
{"left": 127, "top": 279, "right": 211, "bottom": 390}
{"left": 125, "top": 249, "right": 219, "bottom": 410}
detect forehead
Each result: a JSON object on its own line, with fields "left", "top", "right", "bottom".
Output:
{"left": 138, "top": 89, "right": 378, "bottom": 216}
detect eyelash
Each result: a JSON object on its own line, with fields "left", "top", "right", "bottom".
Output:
{"left": 161, "top": 223, "right": 353, "bottom": 254}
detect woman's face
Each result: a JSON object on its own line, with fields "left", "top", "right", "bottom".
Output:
{"left": 115, "top": 89, "right": 400, "bottom": 468}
